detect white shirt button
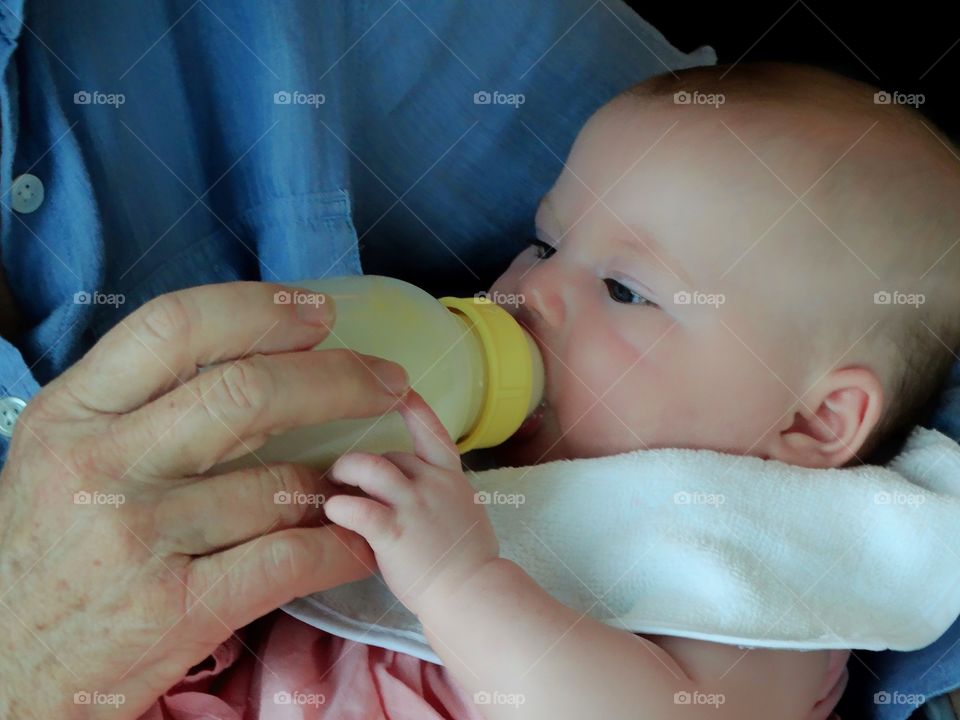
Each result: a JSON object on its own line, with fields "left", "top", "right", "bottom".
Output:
{"left": 0, "top": 396, "right": 26, "bottom": 437}
{"left": 11, "top": 174, "right": 44, "bottom": 214}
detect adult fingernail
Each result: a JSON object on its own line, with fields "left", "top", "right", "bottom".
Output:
{"left": 371, "top": 360, "right": 409, "bottom": 394}
{"left": 294, "top": 292, "right": 334, "bottom": 326}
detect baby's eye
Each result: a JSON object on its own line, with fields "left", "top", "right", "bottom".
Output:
{"left": 603, "top": 278, "right": 658, "bottom": 307}
{"left": 529, "top": 237, "right": 556, "bottom": 259}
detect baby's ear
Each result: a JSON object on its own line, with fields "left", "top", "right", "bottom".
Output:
{"left": 766, "top": 367, "right": 884, "bottom": 468}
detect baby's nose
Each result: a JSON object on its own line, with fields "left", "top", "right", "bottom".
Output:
{"left": 515, "top": 294, "right": 561, "bottom": 348}
{"left": 517, "top": 261, "right": 567, "bottom": 330}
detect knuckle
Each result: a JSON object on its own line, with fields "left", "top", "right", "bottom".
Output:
{"left": 64, "top": 435, "right": 126, "bottom": 481}
{"left": 355, "top": 453, "right": 389, "bottom": 476}
{"left": 267, "top": 534, "right": 308, "bottom": 579}
{"left": 409, "top": 491, "right": 429, "bottom": 514}
{"left": 370, "top": 452, "right": 402, "bottom": 475}
{"left": 328, "top": 349, "right": 389, "bottom": 394}
{"left": 261, "top": 463, "right": 312, "bottom": 523}
{"left": 352, "top": 499, "right": 398, "bottom": 542}
{"left": 383, "top": 451, "right": 417, "bottom": 473}
{"left": 357, "top": 453, "right": 404, "bottom": 487}
{"left": 209, "top": 355, "right": 273, "bottom": 416}
{"left": 379, "top": 514, "right": 402, "bottom": 544}
{"left": 136, "top": 293, "right": 193, "bottom": 347}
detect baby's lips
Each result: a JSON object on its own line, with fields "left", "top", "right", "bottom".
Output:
{"left": 513, "top": 399, "right": 547, "bottom": 440}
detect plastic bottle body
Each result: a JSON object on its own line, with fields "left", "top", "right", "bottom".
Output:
{"left": 218, "top": 275, "right": 541, "bottom": 472}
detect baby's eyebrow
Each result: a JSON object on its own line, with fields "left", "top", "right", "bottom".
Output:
{"left": 533, "top": 195, "right": 553, "bottom": 236}
{"left": 536, "top": 193, "right": 692, "bottom": 289}
{"left": 621, "top": 221, "right": 693, "bottom": 289}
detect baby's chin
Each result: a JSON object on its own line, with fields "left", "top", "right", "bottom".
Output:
{"left": 487, "top": 407, "right": 575, "bottom": 467}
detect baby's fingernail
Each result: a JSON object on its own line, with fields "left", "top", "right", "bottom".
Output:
{"left": 371, "top": 360, "right": 410, "bottom": 394}
{"left": 294, "top": 292, "right": 334, "bottom": 326}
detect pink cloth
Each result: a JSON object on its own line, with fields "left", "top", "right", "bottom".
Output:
{"left": 138, "top": 611, "right": 481, "bottom": 720}
{"left": 140, "top": 612, "right": 849, "bottom": 719}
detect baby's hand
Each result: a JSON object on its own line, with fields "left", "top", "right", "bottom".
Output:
{"left": 323, "top": 390, "right": 499, "bottom": 617}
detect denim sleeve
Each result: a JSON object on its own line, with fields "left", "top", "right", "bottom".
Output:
{"left": 0, "top": 337, "right": 42, "bottom": 467}
{"left": 929, "top": 361, "right": 960, "bottom": 442}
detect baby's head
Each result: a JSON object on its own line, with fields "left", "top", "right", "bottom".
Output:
{"left": 491, "top": 62, "right": 960, "bottom": 470}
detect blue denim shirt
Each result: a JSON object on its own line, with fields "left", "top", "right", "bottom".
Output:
{"left": 0, "top": 1, "right": 955, "bottom": 717}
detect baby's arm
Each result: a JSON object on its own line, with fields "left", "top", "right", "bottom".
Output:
{"left": 417, "top": 557, "right": 835, "bottom": 719}
{"left": 325, "top": 392, "right": 833, "bottom": 719}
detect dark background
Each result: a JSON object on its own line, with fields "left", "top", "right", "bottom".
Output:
{"left": 628, "top": 1, "right": 960, "bottom": 141}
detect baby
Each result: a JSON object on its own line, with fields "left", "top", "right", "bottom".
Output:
{"left": 323, "top": 62, "right": 960, "bottom": 719}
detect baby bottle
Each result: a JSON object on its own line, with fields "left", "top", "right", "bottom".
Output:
{"left": 217, "top": 275, "right": 545, "bottom": 472}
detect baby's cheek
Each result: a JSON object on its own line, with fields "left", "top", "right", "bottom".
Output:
{"left": 687, "top": 346, "right": 782, "bottom": 451}
{"left": 568, "top": 325, "right": 641, "bottom": 395}
{"left": 561, "top": 330, "right": 673, "bottom": 452}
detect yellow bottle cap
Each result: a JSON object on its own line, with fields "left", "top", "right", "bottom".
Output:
{"left": 439, "top": 296, "right": 543, "bottom": 453}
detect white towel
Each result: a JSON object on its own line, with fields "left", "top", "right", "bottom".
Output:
{"left": 283, "top": 426, "right": 960, "bottom": 665}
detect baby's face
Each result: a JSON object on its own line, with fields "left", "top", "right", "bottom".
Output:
{"left": 490, "top": 96, "right": 857, "bottom": 466}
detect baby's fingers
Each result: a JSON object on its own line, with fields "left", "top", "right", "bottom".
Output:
{"left": 398, "top": 391, "right": 460, "bottom": 472}
{"left": 327, "top": 452, "right": 410, "bottom": 505}
{"left": 324, "top": 495, "right": 397, "bottom": 547}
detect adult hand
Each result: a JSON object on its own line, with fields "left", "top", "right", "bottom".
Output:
{"left": 0, "top": 281, "right": 409, "bottom": 719}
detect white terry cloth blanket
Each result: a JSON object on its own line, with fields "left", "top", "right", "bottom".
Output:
{"left": 284, "top": 427, "right": 960, "bottom": 665}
